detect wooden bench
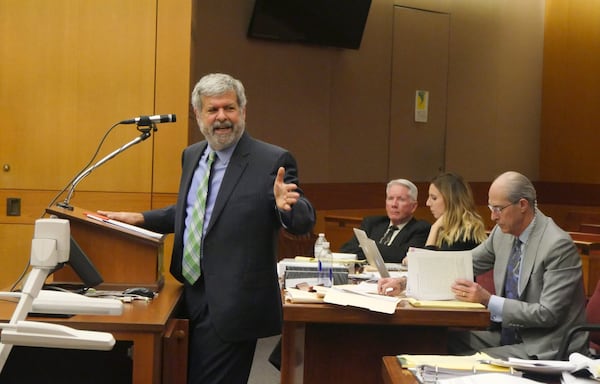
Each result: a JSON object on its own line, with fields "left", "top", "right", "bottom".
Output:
{"left": 580, "top": 223, "right": 600, "bottom": 234}
{"left": 565, "top": 211, "right": 600, "bottom": 232}
{"left": 323, "top": 215, "right": 363, "bottom": 251}
{"left": 569, "top": 231, "right": 600, "bottom": 298}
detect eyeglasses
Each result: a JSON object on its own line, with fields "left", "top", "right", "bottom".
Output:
{"left": 488, "top": 202, "right": 516, "bottom": 214}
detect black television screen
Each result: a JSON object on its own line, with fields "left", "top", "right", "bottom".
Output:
{"left": 247, "top": 0, "right": 372, "bottom": 50}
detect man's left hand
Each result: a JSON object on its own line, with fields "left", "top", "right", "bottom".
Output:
{"left": 274, "top": 167, "right": 300, "bottom": 211}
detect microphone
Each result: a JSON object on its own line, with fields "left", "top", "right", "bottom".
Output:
{"left": 120, "top": 114, "right": 176, "bottom": 126}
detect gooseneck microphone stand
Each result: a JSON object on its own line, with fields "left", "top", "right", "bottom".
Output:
{"left": 57, "top": 124, "right": 156, "bottom": 210}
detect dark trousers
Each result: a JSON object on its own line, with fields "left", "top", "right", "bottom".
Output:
{"left": 268, "top": 338, "right": 282, "bottom": 370}
{"left": 448, "top": 328, "right": 531, "bottom": 360}
{"left": 185, "top": 281, "right": 257, "bottom": 384}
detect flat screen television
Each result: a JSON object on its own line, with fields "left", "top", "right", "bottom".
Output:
{"left": 247, "top": 0, "right": 372, "bottom": 50}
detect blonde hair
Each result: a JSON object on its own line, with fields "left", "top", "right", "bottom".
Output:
{"left": 432, "top": 173, "right": 487, "bottom": 247}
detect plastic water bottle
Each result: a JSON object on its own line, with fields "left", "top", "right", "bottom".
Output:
{"left": 318, "top": 241, "right": 333, "bottom": 287}
{"left": 314, "top": 233, "right": 326, "bottom": 258}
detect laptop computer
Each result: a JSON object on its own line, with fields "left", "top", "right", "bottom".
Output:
{"left": 353, "top": 228, "right": 390, "bottom": 278}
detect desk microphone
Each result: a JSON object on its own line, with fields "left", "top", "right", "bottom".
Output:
{"left": 120, "top": 114, "right": 176, "bottom": 126}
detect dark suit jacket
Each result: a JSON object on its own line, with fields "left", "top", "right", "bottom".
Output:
{"left": 339, "top": 215, "right": 431, "bottom": 263}
{"left": 141, "top": 132, "right": 315, "bottom": 342}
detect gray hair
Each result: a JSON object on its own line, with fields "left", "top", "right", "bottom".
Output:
{"left": 387, "top": 179, "right": 418, "bottom": 201}
{"left": 191, "top": 73, "right": 247, "bottom": 111}
{"left": 498, "top": 171, "right": 537, "bottom": 209}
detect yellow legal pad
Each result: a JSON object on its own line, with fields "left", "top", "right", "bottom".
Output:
{"left": 398, "top": 352, "right": 510, "bottom": 373}
{"left": 406, "top": 297, "right": 486, "bottom": 309}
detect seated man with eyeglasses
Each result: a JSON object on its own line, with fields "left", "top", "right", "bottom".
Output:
{"left": 447, "top": 171, "right": 588, "bottom": 360}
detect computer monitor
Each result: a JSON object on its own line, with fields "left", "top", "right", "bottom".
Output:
{"left": 50, "top": 236, "right": 103, "bottom": 288}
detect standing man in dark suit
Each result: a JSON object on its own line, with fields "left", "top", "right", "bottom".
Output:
{"left": 339, "top": 179, "right": 431, "bottom": 263}
{"left": 99, "top": 73, "right": 315, "bottom": 383}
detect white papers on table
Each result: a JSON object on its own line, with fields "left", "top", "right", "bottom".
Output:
{"left": 399, "top": 352, "right": 515, "bottom": 383}
{"left": 322, "top": 284, "right": 400, "bottom": 314}
{"left": 406, "top": 248, "right": 473, "bottom": 300}
{"left": 483, "top": 352, "right": 600, "bottom": 379}
{"left": 406, "top": 297, "right": 485, "bottom": 309}
{"left": 284, "top": 288, "right": 323, "bottom": 303}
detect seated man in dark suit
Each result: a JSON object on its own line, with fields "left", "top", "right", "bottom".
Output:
{"left": 339, "top": 179, "right": 431, "bottom": 263}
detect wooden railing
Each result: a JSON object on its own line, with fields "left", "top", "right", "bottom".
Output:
{"left": 323, "top": 215, "right": 363, "bottom": 251}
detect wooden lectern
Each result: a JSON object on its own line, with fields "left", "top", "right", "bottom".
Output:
{"left": 46, "top": 205, "right": 165, "bottom": 291}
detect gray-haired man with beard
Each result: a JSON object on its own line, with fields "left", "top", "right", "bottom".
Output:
{"left": 100, "top": 73, "right": 315, "bottom": 383}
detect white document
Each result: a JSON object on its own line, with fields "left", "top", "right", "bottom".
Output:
{"left": 406, "top": 249, "right": 473, "bottom": 300}
{"left": 483, "top": 353, "right": 600, "bottom": 378}
{"left": 322, "top": 285, "right": 400, "bottom": 314}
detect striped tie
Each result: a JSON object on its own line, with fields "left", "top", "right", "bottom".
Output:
{"left": 379, "top": 225, "right": 398, "bottom": 245}
{"left": 501, "top": 238, "right": 522, "bottom": 345}
{"left": 182, "top": 151, "right": 215, "bottom": 285}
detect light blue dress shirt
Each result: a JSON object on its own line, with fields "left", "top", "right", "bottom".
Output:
{"left": 183, "top": 143, "right": 237, "bottom": 251}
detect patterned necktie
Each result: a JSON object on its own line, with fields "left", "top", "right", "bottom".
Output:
{"left": 182, "top": 151, "right": 215, "bottom": 285}
{"left": 501, "top": 238, "right": 522, "bottom": 345}
{"left": 379, "top": 225, "right": 398, "bottom": 245}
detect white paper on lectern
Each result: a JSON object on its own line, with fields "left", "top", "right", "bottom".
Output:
{"left": 406, "top": 249, "right": 473, "bottom": 300}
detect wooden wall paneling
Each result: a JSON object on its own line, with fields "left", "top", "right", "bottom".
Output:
{"left": 390, "top": 7, "right": 450, "bottom": 181}
{"left": 0, "top": 224, "right": 33, "bottom": 290}
{"left": 153, "top": 0, "right": 193, "bottom": 194}
{"left": 0, "top": 0, "right": 193, "bottom": 288}
{"left": 541, "top": 0, "right": 600, "bottom": 183}
{"left": 0, "top": 0, "right": 157, "bottom": 192}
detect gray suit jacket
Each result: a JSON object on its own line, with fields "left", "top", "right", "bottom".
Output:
{"left": 142, "top": 132, "right": 315, "bottom": 342}
{"left": 472, "top": 209, "right": 587, "bottom": 359}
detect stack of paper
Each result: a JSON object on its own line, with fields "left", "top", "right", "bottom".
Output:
{"left": 485, "top": 353, "right": 600, "bottom": 379}
{"left": 398, "top": 353, "right": 515, "bottom": 383}
{"left": 406, "top": 297, "right": 485, "bottom": 309}
{"left": 277, "top": 258, "right": 350, "bottom": 288}
{"left": 322, "top": 284, "right": 400, "bottom": 314}
{"left": 406, "top": 248, "right": 473, "bottom": 300}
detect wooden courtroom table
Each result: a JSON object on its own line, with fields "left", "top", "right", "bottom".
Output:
{"left": 382, "top": 356, "right": 417, "bottom": 384}
{"left": 0, "top": 282, "right": 185, "bottom": 384}
{"left": 281, "top": 298, "right": 490, "bottom": 384}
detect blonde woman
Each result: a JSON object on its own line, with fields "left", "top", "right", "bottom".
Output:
{"left": 425, "top": 172, "right": 487, "bottom": 250}
{"left": 379, "top": 172, "right": 487, "bottom": 296}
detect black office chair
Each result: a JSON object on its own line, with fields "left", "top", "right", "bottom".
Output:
{"left": 556, "top": 279, "right": 600, "bottom": 360}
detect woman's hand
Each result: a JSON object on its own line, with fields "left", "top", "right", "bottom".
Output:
{"left": 425, "top": 214, "right": 445, "bottom": 247}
